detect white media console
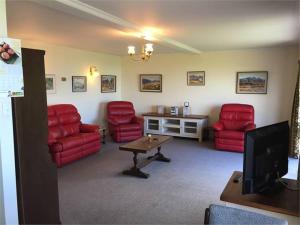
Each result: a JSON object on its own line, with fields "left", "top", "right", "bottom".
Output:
{"left": 143, "top": 113, "right": 208, "bottom": 142}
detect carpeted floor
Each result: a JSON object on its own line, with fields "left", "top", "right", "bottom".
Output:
{"left": 57, "top": 138, "right": 298, "bottom": 224}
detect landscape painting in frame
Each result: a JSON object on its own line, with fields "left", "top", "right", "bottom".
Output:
{"left": 140, "top": 74, "right": 162, "bottom": 92}
{"left": 101, "top": 75, "right": 116, "bottom": 93}
{"left": 72, "top": 76, "right": 87, "bottom": 92}
{"left": 236, "top": 71, "right": 268, "bottom": 94}
{"left": 187, "top": 71, "right": 205, "bottom": 86}
{"left": 45, "top": 74, "right": 56, "bottom": 94}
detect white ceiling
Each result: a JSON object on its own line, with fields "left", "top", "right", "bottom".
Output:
{"left": 6, "top": 0, "right": 299, "bottom": 55}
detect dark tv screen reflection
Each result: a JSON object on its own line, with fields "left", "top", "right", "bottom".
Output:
{"left": 242, "top": 121, "right": 289, "bottom": 194}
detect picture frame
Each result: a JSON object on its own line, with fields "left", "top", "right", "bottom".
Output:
{"left": 45, "top": 74, "right": 56, "bottom": 94}
{"left": 187, "top": 71, "right": 205, "bottom": 86}
{"left": 72, "top": 76, "right": 87, "bottom": 92}
{"left": 236, "top": 71, "right": 268, "bottom": 94}
{"left": 101, "top": 75, "right": 116, "bottom": 93}
{"left": 140, "top": 74, "right": 162, "bottom": 92}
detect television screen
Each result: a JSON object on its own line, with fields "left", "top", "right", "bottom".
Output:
{"left": 242, "top": 121, "right": 289, "bottom": 194}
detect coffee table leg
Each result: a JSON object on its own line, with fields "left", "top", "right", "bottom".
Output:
{"left": 148, "top": 146, "right": 171, "bottom": 162}
{"left": 155, "top": 146, "right": 171, "bottom": 162}
{"left": 102, "top": 128, "right": 106, "bottom": 144}
{"left": 123, "top": 152, "right": 149, "bottom": 179}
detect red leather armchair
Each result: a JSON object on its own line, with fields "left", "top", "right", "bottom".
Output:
{"left": 213, "top": 104, "right": 255, "bottom": 152}
{"left": 107, "top": 101, "right": 143, "bottom": 142}
{"left": 48, "top": 104, "right": 101, "bottom": 167}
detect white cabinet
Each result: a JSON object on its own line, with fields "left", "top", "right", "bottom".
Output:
{"left": 143, "top": 113, "right": 208, "bottom": 142}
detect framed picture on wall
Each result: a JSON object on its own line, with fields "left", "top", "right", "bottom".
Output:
{"left": 45, "top": 74, "right": 56, "bottom": 94}
{"left": 72, "top": 76, "right": 87, "bottom": 92}
{"left": 236, "top": 71, "right": 268, "bottom": 94}
{"left": 140, "top": 74, "right": 162, "bottom": 92}
{"left": 187, "top": 71, "right": 205, "bottom": 86}
{"left": 101, "top": 75, "right": 116, "bottom": 93}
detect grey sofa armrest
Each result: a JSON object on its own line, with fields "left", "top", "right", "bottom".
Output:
{"left": 205, "top": 204, "right": 288, "bottom": 225}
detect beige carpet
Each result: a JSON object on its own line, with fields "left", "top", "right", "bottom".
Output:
{"left": 57, "top": 138, "right": 298, "bottom": 224}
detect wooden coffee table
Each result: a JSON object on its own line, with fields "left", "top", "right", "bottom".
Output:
{"left": 119, "top": 135, "right": 173, "bottom": 178}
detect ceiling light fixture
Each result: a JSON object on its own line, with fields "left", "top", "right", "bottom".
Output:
{"left": 128, "top": 43, "right": 154, "bottom": 62}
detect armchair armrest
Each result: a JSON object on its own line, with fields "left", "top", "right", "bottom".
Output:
{"left": 80, "top": 123, "right": 99, "bottom": 133}
{"left": 213, "top": 122, "right": 224, "bottom": 131}
{"left": 131, "top": 116, "right": 144, "bottom": 124}
{"left": 48, "top": 137, "right": 57, "bottom": 145}
{"left": 132, "top": 116, "right": 144, "bottom": 130}
{"left": 244, "top": 123, "right": 256, "bottom": 131}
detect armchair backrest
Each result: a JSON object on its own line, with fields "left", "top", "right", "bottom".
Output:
{"left": 107, "top": 101, "right": 136, "bottom": 125}
{"left": 48, "top": 106, "right": 63, "bottom": 143}
{"left": 48, "top": 104, "right": 81, "bottom": 140}
{"left": 220, "top": 104, "right": 254, "bottom": 131}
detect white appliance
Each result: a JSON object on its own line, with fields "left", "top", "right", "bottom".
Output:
{"left": 170, "top": 106, "right": 179, "bottom": 115}
{"left": 183, "top": 101, "right": 191, "bottom": 116}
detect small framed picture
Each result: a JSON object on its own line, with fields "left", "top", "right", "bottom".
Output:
{"left": 187, "top": 71, "right": 205, "bottom": 86}
{"left": 45, "top": 74, "right": 56, "bottom": 94}
{"left": 236, "top": 71, "right": 268, "bottom": 94}
{"left": 140, "top": 74, "right": 162, "bottom": 92}
{"left": 72, "top": 76, "right": 87, "bottom": 92}
{"left": 101, "top": 75, "right": 116, "bottom": 93}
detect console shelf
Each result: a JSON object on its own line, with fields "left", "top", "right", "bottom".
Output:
{"left": 143, "top": 113, "right": 208, "bottom": 142}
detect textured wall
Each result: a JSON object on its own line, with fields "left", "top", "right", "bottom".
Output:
{"left": 122, "top": 47, "right": 298, "bottom": 127}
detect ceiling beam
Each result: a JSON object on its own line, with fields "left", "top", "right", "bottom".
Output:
{"left": 54, "top": 0, "right": 202, "bottom": 54}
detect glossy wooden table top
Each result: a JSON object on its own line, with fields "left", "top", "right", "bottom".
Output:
{"left": 119, "top": 135, "right": 173, "bottom": 153}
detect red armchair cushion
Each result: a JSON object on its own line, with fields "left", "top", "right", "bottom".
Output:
{"left": 48, "top": 127, "right": 62, "bottom": 142}
{"left": 47, "top": 104, "right": 101, "bottom": 167}
{"left": 80, "top": 124, "right": 99, "bottom": 133}
{"left": 107, "top": 101, "right": 135, "bottom": 124}
{"left": 115, "top": 123, "right": 141, "bottom": 132}
{"left": 213, "top": 122, "right": 224, "bottom": 131}
{"left": 107, "top": 101, "right": 142, "bottom": 142}
{"left": 213, "top": 103, "right": 255, "bottom": 152}
{"left": 110, "top": 115, "right": 133, "bottom": 124}
{"left": 61, "top": 124, "right": 80, "bottom": 137}
{"left": 48, "top": 107, "right": 63, "bottom": 142}
{"left": 53, "top": 136, "right": 84, "bottom": 152}
{"left": 245, "top": 123, "right": 256, "bottom": 131}
{"left": 220, "top": 104, "right": 254, "bottom": 131}
{"left": 78, "top": 133, "right": 100, "bottom": 144}
{"left": 214, "top": 130, "right": 244, "bottom": 140}
{"left": 58, "top": 113, "right": 81, "bottom": 125}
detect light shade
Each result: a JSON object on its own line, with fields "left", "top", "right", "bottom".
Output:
{"left": 145, "top": 43, "right": 153, "bottom": 53}
{"left": 128, "top": 46, "right": 135, "bottom": 55}
{"left": 127, "top": 43, "right": 154, "bottom": 61}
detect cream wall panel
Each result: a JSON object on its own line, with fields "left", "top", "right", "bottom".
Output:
{"left": 22, "top": 40, "right": 122, "bottom": 125}
{"left": 122, "top": 47, "right": 298, "bottom": 127}
{"left": 0, "top": 0, "right": 7, "bottom": 36}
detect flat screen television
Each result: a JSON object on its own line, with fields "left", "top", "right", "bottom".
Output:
{"left": 242, "top": 121, "right": 289, "bottom": 194}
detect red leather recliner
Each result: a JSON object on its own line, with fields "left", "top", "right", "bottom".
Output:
{"left": 213, "top": 104, "right": 255, "bottom": 153}
{"left": 107, "top": 101, "right": 143, "bottom": 142}
{"left": 48, "top": 104, "right": 101, "bottom": 167}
